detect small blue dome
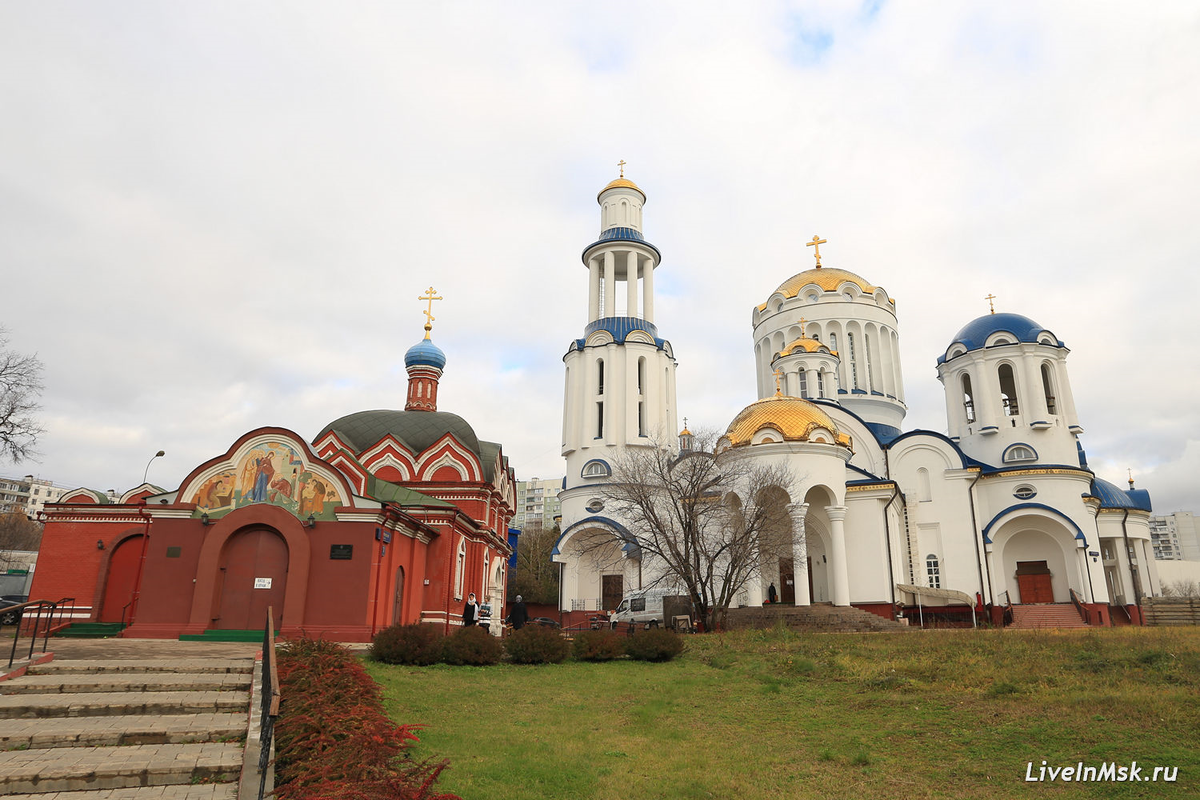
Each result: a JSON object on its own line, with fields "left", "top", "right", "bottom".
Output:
{"left": 1090, "top": 477, "right": 1152, "bottom": 511}
{"left": 938, "top": 312, "right": 1064, "bottom": 364}
{"left": 405, "top": 337, "right": 446, "bottom": 370}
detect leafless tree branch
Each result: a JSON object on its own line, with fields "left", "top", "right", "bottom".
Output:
{"left": 0, "top": 328, "right": 45, "bottom": 463}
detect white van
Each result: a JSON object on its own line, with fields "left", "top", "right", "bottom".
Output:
{"left": 610, "top": 588, "right": 689, "bottom": 629}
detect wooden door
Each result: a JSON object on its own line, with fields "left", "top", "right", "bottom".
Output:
{"left": 393, "top": 566, "right": 405, "bottom": 625}
{"left": 98, "top": 536, "right": 143, "bottom": 623}
{"left": 1015, "top": 561, "right": 1053, "bottom": 604}
{"left": 601, "top": 574, "right": 623, "bottom": 612}
{"left": 216, "top": 528, "right": 288, "bottom": 629}
{"left": 779, "top": 558, "right": 795, "bottom": 604}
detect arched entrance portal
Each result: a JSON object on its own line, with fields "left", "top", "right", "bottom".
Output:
{"left": 216, "top": 526, "right": 288, "bottom": 629}
{"left": 98, "top": 535, "right": 143, "bottom": 623}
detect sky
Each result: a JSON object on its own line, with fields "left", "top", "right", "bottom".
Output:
{"left": 1, "top": 2, "right": 1198, "bottom": 514}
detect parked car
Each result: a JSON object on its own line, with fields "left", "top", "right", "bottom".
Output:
{"left": 0, "top": 595, "right": 29, "bottom": 626}
{"left": 504, "top": 615, "right": 561, "bottom": 629}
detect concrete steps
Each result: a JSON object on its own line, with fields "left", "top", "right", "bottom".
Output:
{"left": 0, "top": 656, "right": 253, "bottom": 796}
{"left": 1009, "top": 603, "right": 1088, "bottom": 629}
{"left": 725, "top": 603, "right": 905, "bottom": 633}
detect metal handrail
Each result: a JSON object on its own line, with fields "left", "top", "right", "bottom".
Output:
{"left": 4, "top": 597, "right": 75, "bottom": 669}
{"left": 255, "top": 607, "right": 281, "bottom": 800}
{"left": 998, "top": 590, "right": 1014, "bottom": 627}
{"left": 1069, "top": 589, "right": 1092, "bottom": 625}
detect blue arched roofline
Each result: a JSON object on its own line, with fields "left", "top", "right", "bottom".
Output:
{"left": 553, "top": 515, "right": 638, "bottom": 557}
{"left": 981, "top": 503, "right": 1087, "bottom": 546}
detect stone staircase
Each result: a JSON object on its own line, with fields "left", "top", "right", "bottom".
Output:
{"left": 0, "top": 656, "right": 255, "bottom": 798}
{"left": 1009, "top": 603, "right": 1088, "bottom": 629}
{"left": 725, "top": 603, "right": 905, "bottom": 633}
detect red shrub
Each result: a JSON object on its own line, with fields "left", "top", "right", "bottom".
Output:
{"left": 572, "top": 629, "right": 626, "bottom": 661}
{"left": 273, "top": 636, "right": 458, "bottom": 800}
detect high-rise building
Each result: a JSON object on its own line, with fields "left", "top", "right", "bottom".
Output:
{"left": 1150, "top": 512, "right": 1199, "bottom": 561}
{"left": 515, "top": 478, "right": 562, "bottom": 530}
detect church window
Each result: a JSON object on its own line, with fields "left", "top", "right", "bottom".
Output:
{"left": 582, "top": 460, "right": 611, "bottom": 478}
{"left": 637, "top": 357, "right": 645, "bottom": 395}
{"left": 926, "top": 554, "right": 941, "bottom": 589}
{"left": 638, "top": 401, "right": 645, "bottom": 436}
{"left": 798, "top": 369, "right": 808, "bottom": 398}
{"left": 817, "top": 369, "right": 826, "bottom": 399}
{"left": 1003, "top": 444, "right": 1037, "bottom": 463}
{"left": 962, "top": 374, "right": 976, "bottom": 423}
{"left": 998, "top": 364, "right": 1019, "bottom": 416}
{"left": 454, "top": 539, "right": 467, "bottom": 600}
{"left": 829, "top": 332, "right": 837, "bottom": 353}
{"left": 864, "top": 334, "right": 874, "bottom": 391}
{"left": 847, "top": 333, "right": 859, "bottom": 389}
{"left": 482, "top": 551, "right": 490, "bottom": 598}
{"left": 1041, "top": 363, "right": 1057, "bottom": 414}
{"left": 596, "top": 402, "right": 604, "bottom": 438}
{"left": 597, "top": 360, "right": 605, "bottom": 395}
{"left": 1013, "top": 485, "right": 1037, "bottom": 500}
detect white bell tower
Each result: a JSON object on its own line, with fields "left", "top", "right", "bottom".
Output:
{"left": 560, "top": 166, "right": 678, "bottom": 526}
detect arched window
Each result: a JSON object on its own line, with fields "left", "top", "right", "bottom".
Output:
{"left": 848, "top": 333, "right": 859, "bottom": 389}
{"left": 582, "top": 460, "right": 611, "bottom": 478}
{"left": 1003, "top": 444, "right": 1037, "bottom": 463}
{"left": 637, "top": 357, "right": 645, "bottom": 395}
{"left": 597, "top": 359, "right": 605, "bottom": 395}
{"left": 998, "top": 364, "right": 1019, "bottom": 416}
{"left": 926, "top": 554, "right": 941, "bottom": 589}
{"left": 829, "top": 332, "right": 838, "bottom": 353}
{"left": 596, "top": 402, "right": 604, "bottom": 438}
{"left": 962, "top": 374, "right": 976, "bottom": 423}
{"left": 454, "top": 538, "right": 467, "bottom": 600}
{"left": 482, "top": 550, "right": 490, "bottom": 598}
{"left": 798, "top": 369, "right": 808, "bottom": 398}
{"left": 864, "top": 333, "right": 874, "bottom": 391}
{"left": 1041, "top": 363, "right": 1057, "bottom": 414}
{"left": 817, "top": 369, "right": 826, "bottom": 399}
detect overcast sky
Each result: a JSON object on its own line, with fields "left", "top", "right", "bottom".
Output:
{"left": 2, "top": 3, "right": 1197, "bottom": 514}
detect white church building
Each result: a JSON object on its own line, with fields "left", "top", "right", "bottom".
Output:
{"left": 553, "top": 171, "right": 1156, "bottom": 627}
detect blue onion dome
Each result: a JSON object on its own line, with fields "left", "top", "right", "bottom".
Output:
{"left": 938, "top": 312, "right": 1064, "bottom": 364}
{"left": 404, "top": 336, "right": 446, "bottom": 370}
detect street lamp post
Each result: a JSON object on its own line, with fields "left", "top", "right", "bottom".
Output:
{"left": 143, "top": 450, "right": 165, "bottom": 485}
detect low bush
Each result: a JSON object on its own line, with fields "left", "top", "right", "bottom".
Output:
{"left": 572, "top": 629, "right": 626, "bottom": 661}
{"left": 274, "top": 636, "right": 457, "bottom": 800}
{"left": 370, "top": 623, "right": 445, "bottom": 666}
{"left": 505, "top": 624, "right": 570, "bottom": 664}
{"left": 624, "top": 628, "right": 685, "bottom": 662}
{"left": 442, "top": 625, "right": 503, "bottom": 666}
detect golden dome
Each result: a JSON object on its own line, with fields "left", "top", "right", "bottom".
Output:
{"left": 757, "top": 267, "right": 892, "bottom": 311}
{"left": 724, "top": 396, "right": 852, "bottom": 449}
{"left": 598, "top": 177, "right": 646, "bottom": 201}
{"left": 776, "top": 337, "right": 836, "bottom": 358}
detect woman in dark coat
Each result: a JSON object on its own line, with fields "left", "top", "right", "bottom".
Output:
{"left": 510, "top": 595, "right": 529, "bottom": 630}
{"left": 463, "top": 593, "right": 479, "bottom": 626}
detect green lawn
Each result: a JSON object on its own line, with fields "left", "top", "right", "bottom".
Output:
{"left": 363, "top": 626, "right": 1200, "bottom": 799}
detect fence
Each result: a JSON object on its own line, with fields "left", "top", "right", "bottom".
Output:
{"left": 255, "top": 608, "right": 281, "bottom": 800}
{"left": 4, "top": 598, "right": 75, "bottom": 669}
{"left": 1143, "top": 597, "right": 1200, "bottom": 626}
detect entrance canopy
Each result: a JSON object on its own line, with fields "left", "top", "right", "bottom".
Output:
{"left": 895, "top": 584, "right": 975, "bottom": 607}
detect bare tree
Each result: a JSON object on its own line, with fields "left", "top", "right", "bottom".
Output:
{"left": 508, "top": 520, "right": 561, "bottom": 606}
{"left": 598, "top": 430, "right": 797, "bottom": 631}
{"left": 0, "top": 511, "right": 43, "bottom": 570}
{"left": 0, "top": 329, "right": 45, "bottom": 463}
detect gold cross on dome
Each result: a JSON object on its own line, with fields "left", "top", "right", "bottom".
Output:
{"left": 807, "top": 235, "right": 827, "bottom": 267}
{"left": 418, "top": 286, "right": 443, "bottom": 338}
{"left": 618, "top": 159, "right": 627, "bottom": 178}
{"left": 985, "top": 293, "right": 997, "bottom": 314}
{"left": 798, "top": 317, "right": 807, "bottom": 337}
{"left": 773, "top": 368, "right": 784, "bottom": 397}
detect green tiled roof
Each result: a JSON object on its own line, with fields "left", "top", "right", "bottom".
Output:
{"left": 366, "top": 474, "right": 454, "bottom": 508}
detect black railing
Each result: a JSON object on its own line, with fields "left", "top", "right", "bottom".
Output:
{"left": 4, "top": 597, "right": 76, "bottom": 669}
{"left": 998, "top": 590, "right": 1014, "bottom": 627}
{"left": 256, "top": 607, "right": 281, "bottom": 800}
{"left": 1069, "top": 589, "right": 1092, "bottom": 626}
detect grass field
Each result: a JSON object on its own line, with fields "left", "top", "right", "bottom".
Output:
{"left": 363, "top": 626, "right": 1200, "bottom": 799}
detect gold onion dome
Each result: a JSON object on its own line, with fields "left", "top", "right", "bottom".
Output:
{"left": 776, "top": 337, "right": 835, "bottom": 358}
{"left": 598, "top": 177, "right": 646, "bottom": 201}
{"left": 758, "top": 267, "right": 890, "bottom": 310}
{"left": 724, "top": 396, "right": 852, "bottom": 449}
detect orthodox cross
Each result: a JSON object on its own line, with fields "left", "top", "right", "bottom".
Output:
{"left": 773, "top": 368, "right": 784, "bottom": 396}
{"left": 418, "top": 286, "right": 443, "bottom": 338}
{"left": 807, "top": 235, "right": 827, "bottom": 267}
{"left": 798, "top": 317, "right": 807, "bottom": 338}
{"left": 1127, "top": 468, "right": 1135, "bottom": 488}
{"left": 682, "top": 416, "right": 688, "bottom": 431}
{"left": 618, "top": 159, "right": 627, "bottom": 178}
{"left": 985, "top": 293, "right": 997, "bottom": 314}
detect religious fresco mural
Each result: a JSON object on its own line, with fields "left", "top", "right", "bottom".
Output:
{"left": 190, "top": 440, "right": 340, "bottom": 522}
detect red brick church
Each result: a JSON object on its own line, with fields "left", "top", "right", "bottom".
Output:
{"left": 31, "top": 298, "right": 516, "bottom": 641}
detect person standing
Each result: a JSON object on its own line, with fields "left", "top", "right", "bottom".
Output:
{"left": 767, "top": 583, "right": 778, "bottom": 605}
{"left": 463, "top": 593, "right": 479, "bottom": 627}
{"left": 510, "top": 595, "right": 529, "bottom": 630}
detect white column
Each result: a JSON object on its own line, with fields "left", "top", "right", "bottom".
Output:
{"left": 626, "top": 251, "right": 639, "bottom": 318}
{"left": 588, "top": 258, "right": 601, "bottom": 321}
{"left": 790, "top": 503, "right": 811, "bottom": 606}
{"left": 828, "top": 505, "right": 851, "bottom": 606}
{"left": 603, "top": 251, "right": 616, "bottom": 317}
{"left": 643, "top": 259, "right": 655, "bottom": 323}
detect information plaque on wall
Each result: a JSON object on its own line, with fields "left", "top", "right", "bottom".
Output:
{"left": 254, "top": 578, "right": 272, "bottom": 589}
{"left": 330, "top": 544, "right": 353, "bottom": 560}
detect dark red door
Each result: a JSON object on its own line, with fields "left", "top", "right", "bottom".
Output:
{"left": 98, "top": 536, "right": 143, "bottom": 623}
{"left": 779, "top": 558, "right": 795, "bottom": 604}
{"left": 217, "top": 528, "right": 288, "bottom": 629}
{"left": 1016, "top": 561, "right": 1053, "bottom": 604}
